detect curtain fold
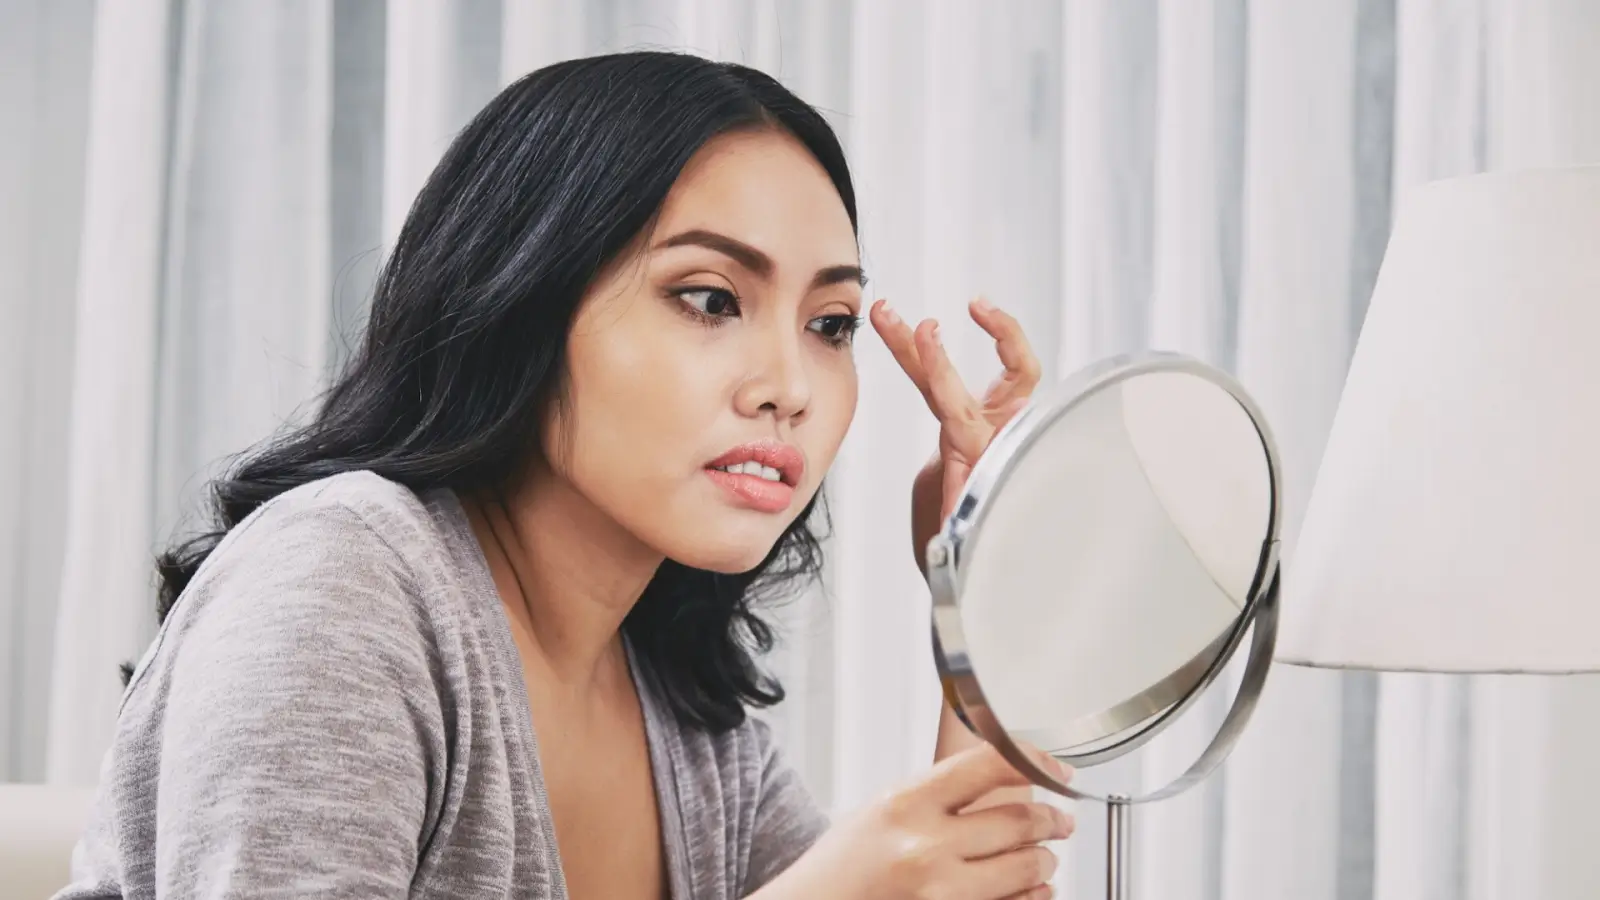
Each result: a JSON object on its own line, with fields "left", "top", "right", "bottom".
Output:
{"left": 1132, "top": 3, "right": 1246, "bottom": 898}
{"left": 0, "top": 0, "right": 94, "bottom": 784}
{"left": 1222, "top": 1, "right": 1366, "bottom": 898}
{"left": 44, "top": 0, "right": 175, "bottom": 786}
{"left": 1054, "top": 4, "right": 1158, "bottom": 894}
{"left": 829, "top": 0, "right": 942, "bottom": 812}
{"left": 7, "top": 2, "right": 1600, "bottom": 897}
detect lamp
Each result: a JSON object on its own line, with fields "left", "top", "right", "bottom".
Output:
{"left": 1279, "top": 164, "right": 1600, "bottom": 672}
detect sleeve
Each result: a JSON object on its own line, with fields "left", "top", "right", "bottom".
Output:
{"left": 146, "top": 500, "right": 442, "bottom": 898}
{"left": 742, "top": 719, "right": 830, "bottom": 895}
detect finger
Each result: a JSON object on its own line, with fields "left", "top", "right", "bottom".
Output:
{"left": 1016, "top": 742, "right": 1076, "bottom": 787}
{"left": 969, "top": 298, "right": 1042, "bottom": 405}
{"left": 1000, "top": 885, "right": 1055, "bottom": 900}
{"left": 957, "top": 844, "right": 1058, "bottom": 900}
{"left": 969, "top": 298, "right": 1040, "bottom": 389}
{"left": 949, "top": 802, "right": 1075, "bottom": 859}
{"left": 921, "top": 743, "right": 1033, "bottom": 812}
{"left": 935, "top": 743, "right": 1075, "bottom": 818}
{"left": 914, "top": 319, "right": 989, "bottom": 460}
{"left": 869, "top": 300, "right": 931, "bottom": 402}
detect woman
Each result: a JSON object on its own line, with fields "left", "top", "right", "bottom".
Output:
{"left": 59, "top": 52, "right": 1074, "bottom": 900}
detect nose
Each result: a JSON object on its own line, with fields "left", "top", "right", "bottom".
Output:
{"left": 733, "top": 328, "right": 811, "bottom": 424}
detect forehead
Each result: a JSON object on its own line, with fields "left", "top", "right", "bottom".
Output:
{"left": 655, "top": 128, "right": 858, "bottom": 266}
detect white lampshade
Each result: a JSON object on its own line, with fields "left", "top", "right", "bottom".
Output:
{"left": 1278, "top": 166, "right": 1600, "bottom": 674}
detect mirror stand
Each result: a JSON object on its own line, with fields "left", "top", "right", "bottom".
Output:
{"left": 1106, "top": 796, "right": 1132, "bottom": 900}
{"left": 1090, "top": 565, "right": 1280, "bottom": 900}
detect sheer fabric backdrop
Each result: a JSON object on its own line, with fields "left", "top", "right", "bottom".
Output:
{"left": 4, "top": 1, "right": 1600, "bottom": 897}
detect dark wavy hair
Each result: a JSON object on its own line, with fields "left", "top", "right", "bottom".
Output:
{"left": 146, "top": 51, "right": 856, "bottom": 733}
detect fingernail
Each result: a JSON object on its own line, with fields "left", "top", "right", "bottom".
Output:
{"left": 880, "top": 302, "right": 900, "bottom": 324}
{"left": 973, "top": 297, "right": 995, "bottom": 313}
{"left": 930, "top": 322, "right": 941, "bottom": 342}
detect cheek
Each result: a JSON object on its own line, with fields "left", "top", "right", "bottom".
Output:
{"left": 546, "top": 305, "right": 731, "bottom": 512}
{"left": 801, "top": 355, "right": 860, "bottom": 482}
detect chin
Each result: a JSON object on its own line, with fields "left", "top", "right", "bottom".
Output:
{"left": 663, "top": 514, "right": 794, "bottom": 575}
{"left": 673, "top": 539, "right": 782, "bottom": 575}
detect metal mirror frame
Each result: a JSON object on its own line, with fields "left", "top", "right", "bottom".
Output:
{"left": 926, "top": 351, "right": 1283, "bottom": 806}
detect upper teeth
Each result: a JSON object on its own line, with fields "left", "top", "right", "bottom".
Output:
{"left": 717, "top": 461, "right": 783, "bottom": 482}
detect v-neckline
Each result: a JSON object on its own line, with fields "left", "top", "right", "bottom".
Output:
{"left": 440, "top": 489, "right": 694, "bottom": 900}
{"left": 626, "top": 640, "right": 697, "bottom": 900}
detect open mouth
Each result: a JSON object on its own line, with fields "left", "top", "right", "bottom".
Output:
{"left": 704, "top": 440, "right": 804, "bottom": 513}
{"left": 709, "top": 461, "right": 786, "bottom": 483}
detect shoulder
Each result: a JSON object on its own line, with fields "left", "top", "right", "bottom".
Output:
{"left": 190, "top": 470, "right": 443, "bottom": 605}
{"left": 134, "top": 472, "right": 452, "bottom": 695}
{"left": 222, "top": 470, "right": 439, "bottom": 569}
{"left": 89, "top": 474, "right": 461, "bottom": 898}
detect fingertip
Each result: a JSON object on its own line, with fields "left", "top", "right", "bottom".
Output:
{"left": 974, "top": 298, "right": 1023, "bottom": 337}
{"left": 1032, "top": 746, "right": 1070, "bottom": 779}
{"left": 1021, "top": 743, "right": 1073, "bottom": 783}
{"left": 924, "top": 323, "right": 952, "bottom": 362}
{"left": 1052, "top": 758, "right": 1075, "bottom": 784}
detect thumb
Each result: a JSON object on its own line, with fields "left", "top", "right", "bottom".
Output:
{"left": 921, "top": 743, "right": 1033, "bottom": 812}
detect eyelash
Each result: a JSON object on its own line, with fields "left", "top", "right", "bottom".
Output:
{"left": 671, "top": 286, "right": 862, "bottom": 348}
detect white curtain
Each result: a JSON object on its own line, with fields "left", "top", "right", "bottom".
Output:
{"left": 0, "top": 0, "right": 94, "bottom": 786}
{"left": 6, "top": 1, "right": 1600, "bottom": 897}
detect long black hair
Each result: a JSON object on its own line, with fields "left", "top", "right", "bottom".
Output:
{"left": 150, "top": 52, "right": 857, "bottom": 733}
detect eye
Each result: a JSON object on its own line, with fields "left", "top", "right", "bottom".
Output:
{"left": 675, "top": 287, "right": 741, "bottom": 321}
{"left": 808, "top": 314, "right": 862, "bottom": 347}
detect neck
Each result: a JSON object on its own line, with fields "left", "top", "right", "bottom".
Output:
{"left": 467, "top": 466, "right": 663, "bottom": 691}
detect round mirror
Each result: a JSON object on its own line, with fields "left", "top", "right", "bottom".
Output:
{"left": 927, "top": 352, "right": 1282, "bottom": 802}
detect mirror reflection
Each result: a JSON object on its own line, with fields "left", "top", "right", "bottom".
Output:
{"left": 955, "top": 369, "right": 1273, "bottom": 754}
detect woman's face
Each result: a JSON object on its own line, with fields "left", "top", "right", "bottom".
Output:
{"left": 546, "top": 127, "right": 862, "bottom": 573}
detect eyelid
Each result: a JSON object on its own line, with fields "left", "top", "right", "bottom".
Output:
{"left": 670, "top": 285, "right": 742, "bottom": 328}
{"left": 659, "top": 261, "right": 738, "bottom": 288}
{"left": 807, "top": 312, "right": 863, "bottom": 347}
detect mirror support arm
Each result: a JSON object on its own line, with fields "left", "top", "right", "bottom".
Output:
{"left": 1107, "top": 795, "right": 1133, "bottom": 900}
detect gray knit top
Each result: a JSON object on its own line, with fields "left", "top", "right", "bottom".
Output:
{"left": 56, "top": 471, "right": 827, "bottom": 899}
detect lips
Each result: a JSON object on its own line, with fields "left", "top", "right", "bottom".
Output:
{"left": 705, "top": 440, "right": 804, "bottom": 486}
{"left": 704, "top": 440, "right": 804, "bottom": 513}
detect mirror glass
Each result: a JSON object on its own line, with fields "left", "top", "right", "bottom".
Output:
{"left": 954, "top": 368, "right": 1273, "bottom": 755}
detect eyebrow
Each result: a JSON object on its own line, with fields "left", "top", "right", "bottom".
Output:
{"left": 655, "top": 228, "right": 868, "bottom": 290}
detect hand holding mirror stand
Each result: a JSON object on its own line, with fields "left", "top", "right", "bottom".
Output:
{"left": 924, "top": 353, "right": 1284, "bottom": 900}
